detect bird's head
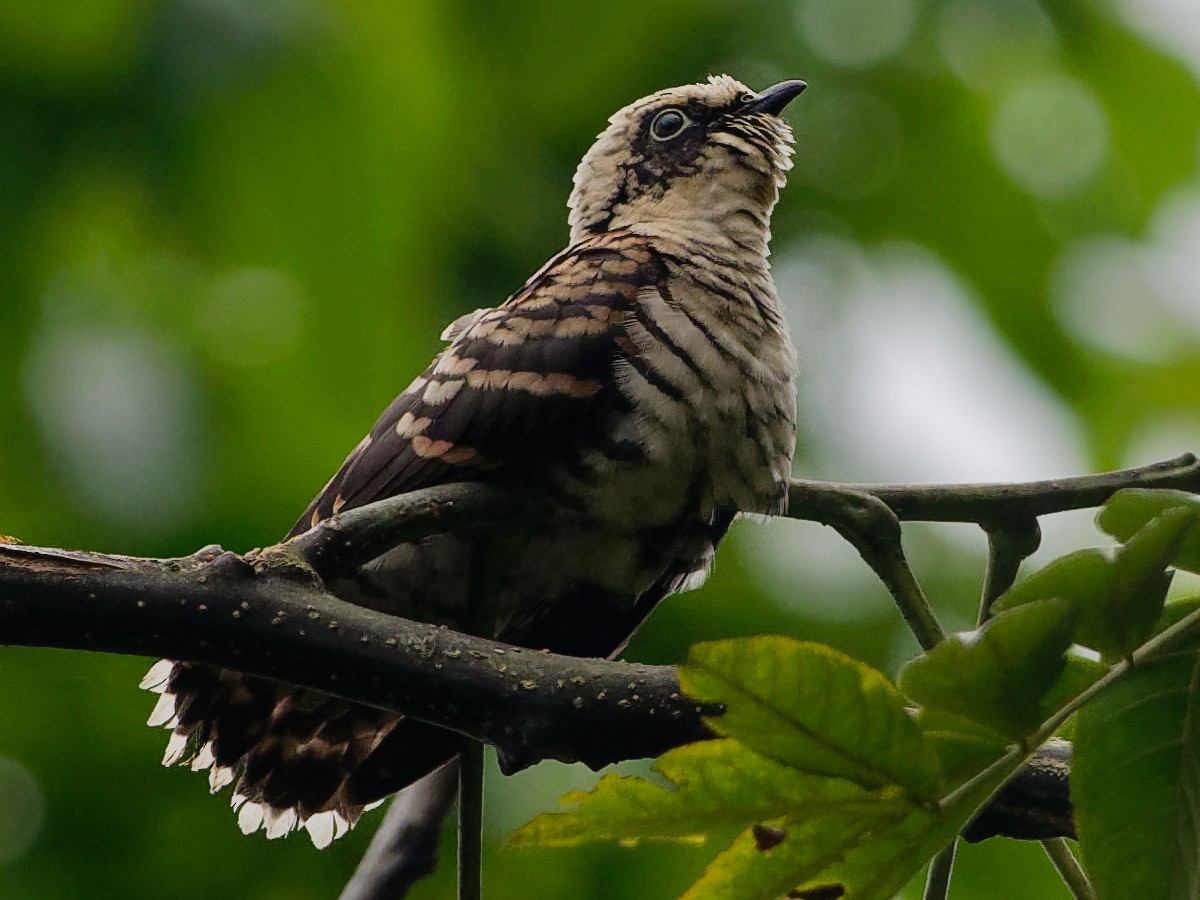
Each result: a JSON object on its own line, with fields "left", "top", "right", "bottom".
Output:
{"left": 568, "top": 75, "right": 805, "bottom": 250}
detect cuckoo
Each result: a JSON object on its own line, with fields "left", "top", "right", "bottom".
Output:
{"left": 141, "top": 74, "right": 806, "bottom": 848}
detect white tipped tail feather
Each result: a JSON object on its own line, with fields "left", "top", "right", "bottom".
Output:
{"left": 141, "top": 659, "right": 370, "bottom": 848}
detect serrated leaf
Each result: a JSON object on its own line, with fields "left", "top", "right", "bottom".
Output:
{"left": 678, "top": 807, "right": 909, "bottom": 900}
{"left": 1073, "top": 623, "right": 1200, "bottom": 900}
{"left": 1097, "top": 488, "right": 1200, "bottom": 574}
{"left": 509, "top": 739, "right": 890, "bottom": 849}
{"left": 682, "top": 638, "right": 941, "bottom": 800}
{"left": 517, "top": 636, "right": 1046, "bottom": 900}
{"left": 899, "top": 598, "right": 1076, "bottom": 739}
{"left": 680, "top": 747, "right": 1019, "bottom": 900}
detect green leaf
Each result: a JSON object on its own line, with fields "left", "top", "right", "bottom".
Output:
{"left": 516, "top": 636, "right": 1042, "bottom": 900}
{"left": 915, "top": 708, "right": 1010, "bottom": 783}
{"left": 992, "top": 548, "right": 1114, "bottom": 615}
{"left": 899, "top": 598, "right": 1076, "bottom": 739}
{"left": 1073, "top": 607, "right": 1200, "bottom": 900}
{"left": 677, "top": 807, "right": 911, "bottom": 900}
{"left": 1039, "top": 649, "right": 1108, "bottom": 733}
{"left": 682, "top": 637, "right": 942, "bottom": 800}
{"left": 1097, "top": 488, "right": 1200, "bottom": 574}
{"left": 992, "top": 549, "right": 1123, "bottom": 655}
{"left": 993, "top": 507, "right": 1194, "bottom": 660}
{"left": 680, "top": 750, "right": 1019, "bottom": 900}
{"left": 1102, "top": 506, "right": 1194, "bottom": 655}
{"left": 509, "top": 739, "right": 892, "bottom": 849}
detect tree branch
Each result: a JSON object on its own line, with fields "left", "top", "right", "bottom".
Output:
{"left": 0, "top": 537, "right": 712, "bottom": 772}
{"left": 6, "top": 456, "right": 1193, "bottom": 849}
{"left": 789, "top": 453, "right": 1200, "bottom": 525}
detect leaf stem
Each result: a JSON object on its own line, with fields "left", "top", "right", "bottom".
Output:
{"left": 1042, "top": 838, "right": 1096, "bottom": 900}
{"left": 922, "top": 840, "right": 957, "bottom": 900}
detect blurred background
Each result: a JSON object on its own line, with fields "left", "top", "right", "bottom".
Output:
{"left": 0, "top": 0, "right": 1197, "bottom": 897}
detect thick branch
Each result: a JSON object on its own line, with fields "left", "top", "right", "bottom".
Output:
{"left": 0, "top": 542, "right": 711, "bottom": 772}
{"left": 0, "top": 535, "right": 1069, "bottom": 842}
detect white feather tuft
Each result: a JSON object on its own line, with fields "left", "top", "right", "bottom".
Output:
{"left": 190, "top": 742, "right": 216, "bottom": 772}
{"left": 162, "top": 732, "right": 190, "bottom": 767}
{"left": 139, "top": 659, "right": 174, "bottom": 692}
{"left": 209, "top": 766, "right": 234, "bottom": 793}
{"left": 264, "top": 807, "right": 297, "bottom": 840}
{"left": 146, "top": 693, "right": 177, "bottom": 728}
{"left": 304, "top": 812, "right": 337, "bottom": 849}
{"left": 238, "top": 801, "right": 265, "bottom": 835}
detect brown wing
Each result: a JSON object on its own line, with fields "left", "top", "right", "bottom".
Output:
{"left": 287, "top": 233, "right": 659, "bottom": 539}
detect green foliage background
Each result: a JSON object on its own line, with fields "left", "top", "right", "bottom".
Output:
{"left": 0, "top": 0, "right": 1197, "bottom": 897}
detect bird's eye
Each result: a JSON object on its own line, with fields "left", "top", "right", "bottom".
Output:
{"left": 738, "top": 92, "right": 756, "bottom": 105}
{"left": 650, "top": 108, "right": 690, "bottom": 141}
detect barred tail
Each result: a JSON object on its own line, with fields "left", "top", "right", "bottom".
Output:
{"left": 140, "top": 659, "right": 453, "bottom": 848}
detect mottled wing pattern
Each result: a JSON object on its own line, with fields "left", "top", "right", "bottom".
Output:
{"left": 289, "top": 234, "right": 660, "bottom": 537}
{"left": 143, "top": 232, "right": 665, "bottom": 846}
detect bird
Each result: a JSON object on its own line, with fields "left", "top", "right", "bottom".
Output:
{"left": 140, "top": 74, "right": 805, "bottom": 849}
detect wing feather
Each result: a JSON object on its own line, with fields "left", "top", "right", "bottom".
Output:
{"left": 287, "top": 234, "right": 659, "bottom": 539}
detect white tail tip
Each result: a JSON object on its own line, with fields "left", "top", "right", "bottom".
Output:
{"left": 209, "top": 766, "right": 234, "bottom": 793}
{"left": 264, "top": 807, "right": 298, "bottom": 840}
{"left": 146, "top": 693, "right": 177, "bottom": 728}
{"left": 237, "top": 800, "right": 264, "bottom": 835}
{"left": 190, "top": 742, "right": 216, "bottom": 773}
{"left": 162, "top": 732, "right": 190, "bottom": 767}
{"left": 139, "top": 659, "right": 174, "bottom": 692}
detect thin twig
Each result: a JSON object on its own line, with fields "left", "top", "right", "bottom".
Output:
{"left": 1042, "top": 838, "right": 1097, "bottom": 900}
{"left": 338, "top": 763, "right": 459, "bottom": 900}
{"left": 784, "top": 484, "right": 944, "bottom": 649}
{"left": 978, "top": 520, "right": 1042, "bottom": 625}
{"left": 458, "top": 740, "right": 485, "bottom": 900}
{"left": 790, "top": 453, "right": 1200, "bottom": 525}
{"left": 455, "top": 517, "right": 505, "bottom": 900}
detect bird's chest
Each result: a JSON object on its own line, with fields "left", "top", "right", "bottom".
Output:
{"left": 570, "top": 280, "right": 797, "bottom": 526}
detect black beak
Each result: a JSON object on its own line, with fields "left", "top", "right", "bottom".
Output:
{"left": 747, "top": 80, "right": 807, "bottom": 116}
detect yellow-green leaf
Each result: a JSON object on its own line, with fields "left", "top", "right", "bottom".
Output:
{"left": 683, "top": 638, "right": 942, "bottom": 800}
{"left": 509, "top": 739, "right": 889, "bottom": 849}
